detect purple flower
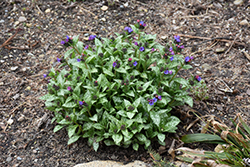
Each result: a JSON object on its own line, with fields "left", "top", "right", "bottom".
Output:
{"left": 158, "top": 95, "right": 162, "bottom": 100}
{"left": 185, "top": 56, "right": 190, "bottom": 62}
{"left": 133, "top": 61, "right": 138, "bottom": 66}
{"left": 174, "top": 35, "right": 181, "bottom": 43}
{"left": 65, "top": 38, "right": 69, "bottom": 43}
{"left": 164, "top": 70, "right": 169, "bottom": 74}
{"left": 143, "top": 23, "right": 146, "bottom": 27}
{"left": 43, "top": 74, "right": 47, "bottom": 78}
{"left": 66, "top": 35, "right": 70, "bottom": 40}
{"left": 195, "top": 75, "right": 201, "bottom": 82}
{"left": 88, "top": 35, "right": 96, "bottom": 41}
{"left": 139, "top": 21, "right": 144, "bottom": 25}
{"left": 84, "top": 45, "right": 89, "bottom": 49}
{"left": 151, "top": 48, "right": 155, "bottom": 52}
{"left": 180, "top": 45, "right": 184, "bottom": 49}
{"left": 61, "top": 41, "right": 65, "bottom": 45}
{"left": 77, "top": 58, "right": 81, "bottom": 62}
{"left": 124, "top": 27, "right": 133, "bottom": 33}
{"left": 153, "top": 97, "right": 157, "bottom": 103}
{"left": 139, "top": 47, "right": 144, "bottom": 52}
{"left": 190, "top": 56, "right": 194, "bottom": 60}
{"left": 171, "top": 51, "right": 175, "bottom": 55}
{"left": 169, "top": 47, "right": 173, "bottom": 52}
{"left": 134, "top": 42, "right": 138, "bottom": 46}
{"left": 67, "top": 86, "right": 72, "bottom": 91}
{"left": 113, "top": 61, "right": 117, "bottom": 68}
{"left": 79, "top": 101, "right": 83, "bottom": 105}
{"left": 170, "top": 56, "right": 174, "bottom": 61}
{"left": 149, "top": 100, "right": 154, "bottom": 106}
{"left": 57, "top": 57, "right": 61, "bottom": 62}
{"left": 169, "top": 70, "right": 173, "bottom": 74}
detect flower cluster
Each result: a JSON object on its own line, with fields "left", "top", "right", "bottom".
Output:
{"left": 184, "top": 56, "right": 194, "bottom": 63}
{"left": 148, "top": 95, "right": 162, "bottom": 106}
{"left": 195, "top": 75, "right": 202, "bottom": 82}
{"left": 124, "top": 27, "right": 133, "bottom": 34}
{"left": 174, "top": 35, "right": 181, "bottom": 43}
{"left": 164, "top": 70, "right": 173, "bottom": 75}
{"left": 79, "top": 100, "right": 88, "bottom": 107}
{"left": 88, "top": 35, "right": 96, "bottom": 41}
{"left": 61, "top": 35, "right": 73, "bottom": 47}
{"left": 137, "top": 20, "right": 146, "bottom": 29}
{"left": 112, "top": 60, "right": 120, "bottom": 68}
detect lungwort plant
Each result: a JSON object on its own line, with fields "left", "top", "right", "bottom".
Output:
{"left": 178, "top": 113, "right": 250, "bottom": 167}
{"left": 40, "top": 20, "right": 200, "bottom": 151}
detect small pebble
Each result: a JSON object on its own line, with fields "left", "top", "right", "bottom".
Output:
{"left": 6, "top": 157, "right": 12, "bottom": 162}
{"left": 0, "top": 20, "right": 4, "bottom": 23}
{"left": 11, "top": 66, "right": 19, "bottom": 71}
{"left": 17, "top": 157, "right": 22, "bottom": 161}
{"left": 223, "top": 96, "right": 228, "bottom": 100}
{"left": 101, "top": 5, "right": 108, "bottom": 11}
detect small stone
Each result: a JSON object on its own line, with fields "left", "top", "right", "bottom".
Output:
{"left": 0, "top": 82, "right": 4, "bottom": 86}
{"left": 22, "top": 67, "right": 27, "bottom": 72}
{"left": 7, "top": 118, "right": 14, "bottom": 125}
{"left": 12, "top": 94, "right": 20, "bottom": 100}
{"left": 17, "top": 157, "right": 22, "bottom": 161}
{"left": 101, "top": 5, "right": 108, "bottom": 11}
{"left": 217, "top": 105, "right": 223, "bottom": 111}
{"left": 100, "top": 17, "right": 106, "bottom": 22}
{"left": 39, "top": 54, "right": 44, "bottom": 58}
{"left": 215, "top": 48, "right": 225, "bottom": 53}
{"left": 18, "top": 16, "right": 27, "bottom": 22}
{"left": 26, "top": 23, "right": 32, "bottom": 27}
{"left": 239, "top": 19, "right": 249, "bottom": 26}
{"left": 14, "top": 21, "right": 20, "bottom": 26}
{"left": 84, "top": 33, "right": 89, "bottom": 37}
{"left": 94, "top": 0, "right": 100, "bottom": 2}
{"left": 161, "top": 36, "right": 168, "bottom": 40}
{"left": 34, "top": 159, "right": 38, "bottom": 162}
{"left": 124, "top": 2, "right": 129, "bottom": 7}
{"left": 18, "top": 115, "right": 25, "bottom": 122}
{"left": 201, "top": 63, "right": 211, "bottom": 71}
{"left": 223, "top": 96, "right": 228, "bottom": 100}
{"left": 234, "top": 0, "right": 244, "bottom": 5}
{"left": 196, "top": 71, "right": 202, "bottom": 75}
{"left": 0, "top": 60, "right": 4, "bottom": 63}
{"left": 32, "top": 150, "right": 37, "bottom": 154}
{"left": 6, "top": 157, "right": 12, "bottom": 162}
{"left": 45, "top": 8, "right": 51, "bottom": 13}
{"left": 0, "top": 20, "right": 4, "bottom": 23}
{"left": 26, "top": 86, "right": 31, "bottom": 90}
{"left": 11, "top": 66, "right": 18, "bottom": 71}
{"left": 27, "top": 52, "right": 34, "bottom": 56}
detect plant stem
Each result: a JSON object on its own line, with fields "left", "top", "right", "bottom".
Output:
{"left": 169, "top": 64, "right": 183, "bottom": 83}
{"left": 87, "top": 108, "right": 92, "bottom": 117}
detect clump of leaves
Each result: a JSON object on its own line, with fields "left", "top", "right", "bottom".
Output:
{"left": 178, "top": 113, "right": 250, "bottom": 167}
{"left": 40, "top": 20, "right": 201, "bottom": 151}
{"left": 148, "top": 149, "right": 176, "bottom": 167}
{"left": 189, "top": 77, "right": 209, "bottom": 101}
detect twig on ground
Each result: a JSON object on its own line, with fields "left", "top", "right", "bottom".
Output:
{"left": 242, "top": 50, "right": 250, "bottom": 61}
{"left": 79, "top": 6, "right": 97, "bottom": 18}
{"left": 175, "top": 34, "right": 247, "bottom": 47}
{"left": 36, "top": 5, "right": 44, "bottom": 15}
{"left": 190, "top": 41, "right": 218, "bottom": 57}
{"left": 0, "top": 28, "right": 23, "bottom": 49}
{"left": 223, "top": 31, "right": 241, "bottom": 57}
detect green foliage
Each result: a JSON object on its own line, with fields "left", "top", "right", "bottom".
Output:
{"left": 190, "top": 79, "right": 209, "bottom": 101}
{"left": 40, "top": 22, "right": 202, "bottom": 151}
{"left": 148, "top": 149, "right": 176, "bottom": 167}
{"left": 178, "top": 114, "right": 250, "bottom": 167}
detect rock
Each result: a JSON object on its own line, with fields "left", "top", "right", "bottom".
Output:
{"left": 6, "top": 157, "right": 12, "bottom": 162}
{"left": 100, "top": 17, "right": 106, "bottom": 22}
{"left": 27, "top": 52, "right": 34, "bottom": 57}
{"left": 7, "top": 118, "right": 14, "bottom": 125}
{"left": 26, "top": 23, "right": 32, "bottom": 28}
{"left": 18, "top": 16, "right": 27, "bottom": 22}
{"left": 217, "top": 105, "right": 223, "bottom": 111}
{"left": 0, "top": 82, "right": 4, "bottom": 86}
{"left": 45, "top": 8, "right": 51, "bottom": 13}
{"left": 11, "top": 66, "right": 18, "bottom": 71}
{"left": 161, "top": 36, "right": 168, "bottom": 40}
{"left": 0, "top": 60, "right": 4, "bottom": 63}
{"left": 74, "top": 160, "right": 149, "bottom": 167}
{"left": 201, "top": 63, "right": 211, "bottom": 71}
{"left": 101, "top": 6, "right": 108, "bottom": 11}
{"left": 239, "top": 19, "right": 249, "bottom": 26}
{"left": 17, "top": 157, "right": 22, "bottom": 161}
{"left": 94, "top": 0, "right": 100, "bottom": 2}
{"left": 0, "top": 20, "right": 4, "bottom": 23}
{"left": 124, "top": 2, "right": 129, "bottom": 7}
{"left": 12, "top": 94, "right": 20, "bottom": 100}
{"left": 26, "top": 86, "right": 31, "bottom": 91}
{"left": 18, "top": 115, "right": 25, "bottom": 122}
{"left": 215, "top": 48, "right": 225, "bottom": 53}
{"left": 234, "top": 0, "right": 244, "bottom": 5}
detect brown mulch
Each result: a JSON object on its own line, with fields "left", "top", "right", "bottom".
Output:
{"left": 0, "top": 0, "right": 250, "bottom": 166}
